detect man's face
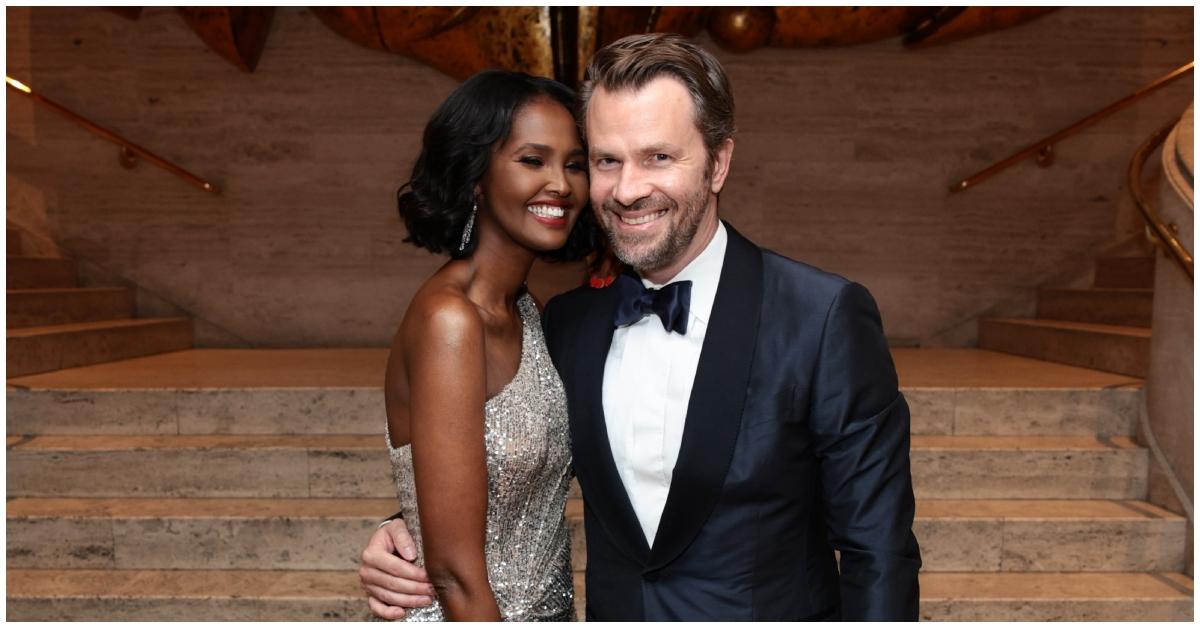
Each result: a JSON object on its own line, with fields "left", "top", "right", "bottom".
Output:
{"left": 585, "top": 76, "right": 727, "bottom": 276}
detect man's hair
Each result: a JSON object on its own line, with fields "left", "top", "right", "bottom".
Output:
{"left": 578, "top": 33, "right": 735, "bottom": 165}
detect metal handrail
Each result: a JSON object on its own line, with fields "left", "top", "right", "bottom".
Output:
{"left": 6, "top": 76, "right": 220, "bottom": 195}
{"left": 1128, "top": 119, "right": 1193, "bottom": 281}
{"left": 951, "top": 62, "right": 1194, "bottom": 193}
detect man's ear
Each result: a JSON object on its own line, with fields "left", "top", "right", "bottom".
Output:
{"left": 709, "top": 137, "right": 735, "bottom": 194}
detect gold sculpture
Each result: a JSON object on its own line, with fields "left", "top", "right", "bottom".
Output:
{"left": 167, "top": 7, "right": 1056, "bottom": 82}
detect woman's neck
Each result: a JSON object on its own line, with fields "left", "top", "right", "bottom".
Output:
{"left": 461, "top": 222, "right": 536, "bottom": 316}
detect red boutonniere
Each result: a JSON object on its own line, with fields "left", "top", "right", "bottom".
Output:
{"left": 589, "top": 275, "right": 615, "bottom": 289}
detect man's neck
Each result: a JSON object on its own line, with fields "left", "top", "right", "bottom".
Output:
{"left": 639, "top": 211, "right": 721, "bottom": 285}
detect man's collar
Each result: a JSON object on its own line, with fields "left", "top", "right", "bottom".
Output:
{"left": 641, "top": 221, "right": 727, "bottom": 325}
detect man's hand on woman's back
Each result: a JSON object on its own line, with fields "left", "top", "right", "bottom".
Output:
{"left": 360, "top": 519, "right": 437, "bottom": 620}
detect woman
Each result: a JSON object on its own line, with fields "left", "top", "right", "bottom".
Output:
{"left": 379, "top": 70, "right": 594, "bottom": 621}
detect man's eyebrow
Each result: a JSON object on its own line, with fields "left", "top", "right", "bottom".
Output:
{"left": 640, "top": 142, "right": 680, "bottom": 155}
{"left": 591, "top": 142, "right": 681, "bottom": 159}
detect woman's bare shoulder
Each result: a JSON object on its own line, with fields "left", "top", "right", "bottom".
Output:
{"left": 398, "top": 278, "right": 484, "bottom": 355}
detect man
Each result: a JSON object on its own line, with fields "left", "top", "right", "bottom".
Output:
{"left": 360, "top": 33, "right": 921, "bottom": 621}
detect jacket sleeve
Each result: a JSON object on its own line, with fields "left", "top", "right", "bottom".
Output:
{"left": 808, "top": 281, "right": 922, "bottom": 621}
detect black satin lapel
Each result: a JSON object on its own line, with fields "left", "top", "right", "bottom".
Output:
{"left": 568, "top": 286, "right": 652, "bottom": 561}
{"left": 646, "top": 222, "right": 764, "bottom": 572}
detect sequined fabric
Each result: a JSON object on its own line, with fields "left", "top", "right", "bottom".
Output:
{"left": 382, "top": 292, "right": 574, "bottom": 621}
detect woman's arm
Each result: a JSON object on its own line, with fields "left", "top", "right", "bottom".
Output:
{"left": 403, "top": 293, "right": 501, "bottom": 621}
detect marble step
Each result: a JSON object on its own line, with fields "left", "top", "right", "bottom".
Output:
{"left": 7, "top": 349, "right": 391, "bottom": 435}
{"left": 4, "top": 434, "right": 393, "bottom": 498}
{"left": 8, "top": 287, "right": 136, "bottom": 328}
{"left": 6, "top": 569, "right": 1190, "bottom": 621}
{"left": 912, "top": 500, "right": 1185, "bottom": 572}
{"left": 7, "top": 256, "right": 76, "bottom": 289}
{"left": 7, "top": 318, "right": 194, "bottom": 377}
{"left": 564, "top": 498, "right": 1185, "bottom": 574}
{"left": 978, "top": 318, "right": 1151, "bottom": 378}
{"left": 6, "top": 497, "right": 1183, "bottom": 573}
{"left": 6, "top": 497, "right": 395, "bottom": 571}
{"left": 910, "top": 435, "right": 1146, "bottom": 499}
{"left": 8, "top": 226, "right": 22, "bottom": 255}
{"left": 5, "top": 435, "right": 1147, "bottom": 500}
{"left": 7, "top": 348, "right": 1142, "bottom": 437}
{"left": 1094, "top": 256, "right": 1155, "bottom": 289}
{"left": 1036, "top": 288, "right": 1153, "bottom": 327}
{"left": 921, "top": 572, "right": 1192, "bottom": 621}
{"left": 6, "top": 569, "right": 375, "bottom": 621}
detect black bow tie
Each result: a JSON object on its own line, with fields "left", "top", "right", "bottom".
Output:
{"left": 612, "top": 273, "right": 692, "bottom": 335}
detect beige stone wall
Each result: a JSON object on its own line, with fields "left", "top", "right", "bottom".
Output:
{"left": 6, "top": 7, "right": 1193, "bottom": 347}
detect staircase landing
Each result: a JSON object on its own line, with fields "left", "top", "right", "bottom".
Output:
{"left": 9, "top": 346, "right": 1139, "bottom": 389}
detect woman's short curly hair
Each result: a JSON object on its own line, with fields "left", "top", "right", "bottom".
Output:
{"left": 396, "top": 70, "right": 597, "bottom": 262}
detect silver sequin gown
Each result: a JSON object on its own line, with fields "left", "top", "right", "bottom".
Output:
{"left": 382, "top": 292, "right": 575, "bottom": 621}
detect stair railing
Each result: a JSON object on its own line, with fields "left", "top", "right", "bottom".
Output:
{"left": 950, "top": 62, "right": 1193, "bottom": 194}
{"left": 6, "top": 76, "right": 220, "bottom": 195}
{"left": 1128, "top": 119, "right": 1193, "bottom": 281}
{"left": 1138, "top": 402, "right": 1193, "bottom": 523}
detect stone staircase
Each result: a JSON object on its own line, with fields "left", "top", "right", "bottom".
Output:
{"left": 6, "top": 224, "right": 193, "bottom": 377}
{"left": 980, "top": 255, "right": 1155, "bottom": 377}
{"left": 6, "top": 346, "right": 1192, "bottom": 620}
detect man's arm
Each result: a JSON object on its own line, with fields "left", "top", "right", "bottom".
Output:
{"left": 809, "top": 282, "right": 921, "bottom": 621}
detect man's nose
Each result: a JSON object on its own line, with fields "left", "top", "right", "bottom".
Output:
{"left": 611, "top": 165, "right": 652, "bottom": 208}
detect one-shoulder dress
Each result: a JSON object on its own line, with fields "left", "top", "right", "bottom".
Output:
{"left": 382, "top": 292, "right": 575, "bottom": 621}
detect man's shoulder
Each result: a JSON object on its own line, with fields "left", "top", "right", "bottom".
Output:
{"left": 759, "top": 247, "right": 856, "bottom": 302}
{"left": 543, "top": 282, "right": 612, "bottom": 343}
{"left": 546, "top": 282, "right": 608, "bottom": 315}
{"left": 726, "top": 222, "right": 855, "bottom": 301}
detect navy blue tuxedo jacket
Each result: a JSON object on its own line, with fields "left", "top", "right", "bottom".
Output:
{"left": 542, "top": 222, "right": 921, "bottom": 621}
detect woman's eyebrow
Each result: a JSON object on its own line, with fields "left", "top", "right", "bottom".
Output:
{"left": 512, "top": 142, "right": 586, "bottom": 159}
{"left": 511, "top": 142, "right": 551, "bottom": 153}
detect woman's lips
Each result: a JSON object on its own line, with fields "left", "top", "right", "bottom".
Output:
{"left": 527, "top": 204, "right": 569, "bottom": 227}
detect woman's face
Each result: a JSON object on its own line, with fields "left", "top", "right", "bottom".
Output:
{"left": 476, "top": 96, "right": 588, "bottom": 253}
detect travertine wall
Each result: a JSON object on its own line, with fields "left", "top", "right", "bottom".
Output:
{"left": 6, "top": 7, "right": 1193, "bottom": 346}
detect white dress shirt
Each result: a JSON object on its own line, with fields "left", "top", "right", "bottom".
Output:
{"left": 602, "top": 222, "right": 728, "bottom": 546}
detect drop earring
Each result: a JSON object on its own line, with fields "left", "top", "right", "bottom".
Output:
{"left": 459, "top": 201, "right": 477, "bottom": 253}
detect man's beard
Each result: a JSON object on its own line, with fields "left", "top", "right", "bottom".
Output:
{"left": 599, "top": 183, "right": 710, "bottom": 275}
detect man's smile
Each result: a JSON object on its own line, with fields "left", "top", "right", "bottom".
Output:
{"left": 616, "top": 209, "right": 668, "bottom": 227}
